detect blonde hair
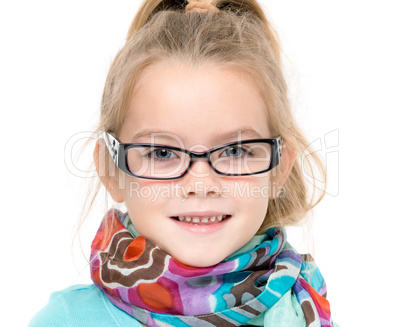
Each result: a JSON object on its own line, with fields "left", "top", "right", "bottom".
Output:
{"left": 85, "top": 0, "right": 326, "bottom": 237}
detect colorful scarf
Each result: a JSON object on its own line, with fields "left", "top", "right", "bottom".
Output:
{"left": 90, "top": 209, "right": 333, "bottom": 327}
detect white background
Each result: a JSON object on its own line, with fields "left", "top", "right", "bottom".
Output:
{"left": 1, "top": 1, "right": 401, "bottom": 326}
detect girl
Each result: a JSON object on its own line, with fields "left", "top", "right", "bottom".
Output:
{"left": 30, "top": 0, "right": 336, "bottom": 326}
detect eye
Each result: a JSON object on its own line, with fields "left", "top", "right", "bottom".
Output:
{"left": 221, "top": 145, "right": 249, "bottom": 157}
{"left": 147, "top": 148, "right": 178, "bottom": 161}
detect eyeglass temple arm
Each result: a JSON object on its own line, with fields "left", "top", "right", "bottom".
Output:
{"left": 101, "top": 132, "right": 120, "bottom": 166}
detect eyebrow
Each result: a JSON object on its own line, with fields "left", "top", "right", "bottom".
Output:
{"left": 131, "top": 127, "right": 264, "bottom": 143}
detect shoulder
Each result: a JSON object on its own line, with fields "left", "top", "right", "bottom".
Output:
{"left": 28, "top": 284, "right": 143, "bottom": 327}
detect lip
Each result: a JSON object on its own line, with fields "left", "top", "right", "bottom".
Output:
{"left": 169, "top": 210, "right": 229, "bottom": 218}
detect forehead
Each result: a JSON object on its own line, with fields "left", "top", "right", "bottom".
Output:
{"left": 120, "top": 62, "right": 270, "bottom": 146}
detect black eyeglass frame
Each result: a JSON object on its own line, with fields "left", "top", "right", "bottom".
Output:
{"left": 101, "top": 132, "right": 282, "bottom": 180}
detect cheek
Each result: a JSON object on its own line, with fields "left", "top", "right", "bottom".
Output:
{"left": 121, "top": 179, "right": 168, "bottom": 235}
{"left": 231, "top": 175, "right": 271, "bottom": 225}
{"left": 225, "top": 174, "right": 271, "bottom": 202}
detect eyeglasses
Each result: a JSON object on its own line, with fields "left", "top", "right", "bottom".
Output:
{"left": 101, "top": 132, "right": 282, "bottom": 180}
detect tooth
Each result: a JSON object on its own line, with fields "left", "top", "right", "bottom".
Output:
{"left": 192, "top": 217, "right": 200, "bottom": 223}
{"left": 217, "top": 215, "right": 223, "bottom": 222}
{"left": 201, "top": 217, "right": 209, "bottom": 223}
{"left": 185, "top": 216, "right": 191, "bottom": 222}
{"left": 210, "top": 216, "right": 216, "bottom": 222}
{"left": 179, "top": 216, "right": 185, "bottom": 221}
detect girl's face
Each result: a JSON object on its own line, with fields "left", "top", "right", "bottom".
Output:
{"left": 114, "top": 62, "right": 275, "bottom": 267}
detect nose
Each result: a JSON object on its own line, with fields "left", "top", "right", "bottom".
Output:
{"left": 180, "top": 157, "right": 222, "bottom": 198}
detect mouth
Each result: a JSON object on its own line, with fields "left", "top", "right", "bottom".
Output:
{"left": 170, "top": 215, "right": 232, "bottom": 225}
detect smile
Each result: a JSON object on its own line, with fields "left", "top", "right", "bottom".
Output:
{"left": 171, "top": 215, "right": 231, "bottom": 224}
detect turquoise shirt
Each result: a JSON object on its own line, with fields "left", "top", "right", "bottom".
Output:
{"left": 29, "top": 284, "right": 143, "bottom": 327}
{"left": 28, "top": 284, "right": 307, "bottom": 326}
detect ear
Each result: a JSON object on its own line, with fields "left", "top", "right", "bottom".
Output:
{"left": 272, "top": 136, "right": 297, "bottom": 197}
{"left": 93, "top": 139, "right": 125, "bottom": 203}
